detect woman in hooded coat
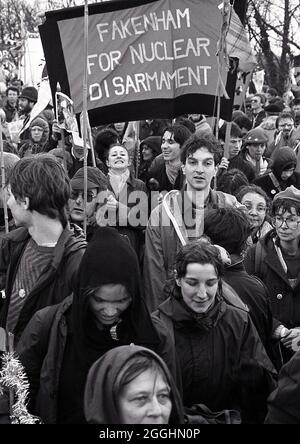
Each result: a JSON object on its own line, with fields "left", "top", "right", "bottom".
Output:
{"left": 254, "top": 147, "right": 300, "bottom": 200}
{"left": 18, "top": 116, "right": 50, "bottom": 157}
{"left": 84, "top": 345, "right": 184, "bottom": 425}
{"left": 138, "top": 136, "right": 162, "bottom": 184}
{"left": 153, "top": 240, "right": 277, "bottom": 423}
{"left": 14, "top": 227, "right": 175, "bottom": 424}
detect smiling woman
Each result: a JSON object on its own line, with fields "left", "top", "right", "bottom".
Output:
{"left": 153, "top": 239, "right": 276, "bottom": 423}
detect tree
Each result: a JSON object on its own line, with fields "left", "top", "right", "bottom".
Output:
{"left": 246, "top": 0, "right": 300, "bottom": 95}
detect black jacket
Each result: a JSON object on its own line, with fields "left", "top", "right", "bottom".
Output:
{"left": 153, "top": 287, "right": 277, "bottom": 423}
{"left": 223, "top": 262, "right": 276, "bottom": 364}
{"left": 244, "top": 229, "right": 300, "bottom": 330}
{"left": 265, "top": 349, "right": 300, "bottom": 424}
{"left": 14, "top": 295, "right": 177, "bottom": 424}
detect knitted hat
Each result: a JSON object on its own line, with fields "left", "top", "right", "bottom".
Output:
{"left": 272, "top": 147, "right": 297, "bottom": 178}
{"left": 140, "top": 136, "right": 162, "bottom": 156}
{"left": 273, "top": 185, "right": 300, "bottom": 205}
{"left": 71, "top": 166, "right": 108, "bottom": 191}
{"left": 264, "top": 103, "right": 283, "bottom": 115}
{"left": 19, "top": 86, "right": 38, "bottom": 103}
{"left": 244, "top": 127, "right": 268, "bottom": 145}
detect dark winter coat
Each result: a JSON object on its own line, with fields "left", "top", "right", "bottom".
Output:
{"left": 265, "top": 349, "right": 300, "bottom": 424}
{"left": 14, "top": 295, "right": 177, "bottom": 424}
{"left": 0, "top": 226, "right": 86, "bottom": 343}
{"left": 244, "top": 229, "right": 300, "bottom": 330}
{"left": 223, "top": 262, "right": 276, "bottom": 364}
{"left": 153, "top": 286, "right": 277, "bottom": 423}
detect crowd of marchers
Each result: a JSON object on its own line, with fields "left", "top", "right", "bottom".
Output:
{"left": 0, "top": 82, "right": 300, "bottom": 424}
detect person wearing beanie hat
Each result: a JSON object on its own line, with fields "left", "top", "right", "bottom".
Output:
{"left": 138, "top": 136, "right": 162, "bottom": 182}
{"left": 14, "top": 227, "right": 177, "bottom": 424}
{"left": 18, "top": 116, "right": 50, "bottom": 158}
{"left": 18, "top": 86, "right": 38, "bottom": 116}
{"left": 230, "top": 127, "right": 269, "bottom": 180}
{"left": 16, "top": 86, "right": 39, "bottom": 144}
{"left": 254, "top": 147, "right": 300, "bottom": 199}
{"left": 244, "top": 184, "right": 300, "bottom": 366}
{"left": 242, "top": 127, "right": 270, "bottom": 177}
{"left": 84, "top": 345, "right": 184, "bottom": 424}
{"left": 69, "top": 166, "right": 108, "bottom": 241}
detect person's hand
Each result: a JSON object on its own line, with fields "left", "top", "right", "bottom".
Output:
{"left": 106, "top": 194, "right": 118, "bottom": 210}
{"left": 219, "top": 157, "right": 229, "bottom": 170}
{"left": 281, "top": 328, "right": 300, "bottom": 351}
{"left": 51, "top": 120, "right": 61, "bottom": 140}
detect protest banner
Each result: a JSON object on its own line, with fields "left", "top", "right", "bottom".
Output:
{"left": 39, "top": 0, "right": 246, "bottom": 126}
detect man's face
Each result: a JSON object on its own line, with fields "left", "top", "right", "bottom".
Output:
{"left": 183, "top": 147, "right": 216, "bottom": 191}
{"left": 251, "top": 96, "right": 262, "bottom": 112}
{"left": 292, "top": 104, "right": 300, "bottom": 117}
{"left": 18, "top": 98, "right": 33, "bottom": 114}
{"left": 278, "top": 118, "right": 294, "bottom": 138}
{"left": 6, "top": 186, "right": 29, "bottom": 227}
{"left": 7, "top": 90, "right": 18, "bottom": 106}
{"left": 274, "top": 207, "right": 300, "bottom": 242}
{"left": 69, "top": 187, "right": 98, "bottom": 223}
{"left": 228, "top": 137, "right": 242, "bottom": 159}
{"left": 247, "top": 143, "right": 265, "bottom": 161}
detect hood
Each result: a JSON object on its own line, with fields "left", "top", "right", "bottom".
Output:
{"left": 159, "top": 281, "right": 226, "bottom": 331}
{"left": 72, "top": 227, "right": 160, "bottom": 358}
{"left": 272, "top": 147, "right": 297, "bottom": 179}
{"left": 84, "top": 345, "right": 184, "bottom": 424}
{"left": 140, "top": 136, "right": 162, "bottom": 156}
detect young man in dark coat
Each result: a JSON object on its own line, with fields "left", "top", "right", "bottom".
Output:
{"left": 0, "top": 155, "right": 86, "bottom": 344}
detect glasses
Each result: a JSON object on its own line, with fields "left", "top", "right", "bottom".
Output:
{"left": 71, "top": 190, "right": 97, "bottom": 202}
{"left": 274, "top": 216, "right": 300, "bottom": 229}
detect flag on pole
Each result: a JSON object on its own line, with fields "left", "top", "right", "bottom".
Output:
{"left": 226, "top": 7, "right": 257, "bottom": 73}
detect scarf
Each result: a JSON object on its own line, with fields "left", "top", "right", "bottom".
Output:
{"left": 108, "top": 169, "right": 130, "bottom": 196}
{"left": 246, "top": 153, "right": 268, "bottom": 176}
{"left": 165, "top": 159, "right": 182, "bottom": 185}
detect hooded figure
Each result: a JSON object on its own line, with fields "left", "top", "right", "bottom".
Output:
{"left": 84, "top": 345, "right": 184, "bottom": 424}
{"left": 254, "top": 147, "right": 300, "bottom": 199}
{"left": 15, "top": 227, "right": 175, "bottom": 424}
{"left": 19, "top": 116, "right": 50, "bottom": 157}
{"left": 138, "top": 136, "right": 162, "bottom": 183}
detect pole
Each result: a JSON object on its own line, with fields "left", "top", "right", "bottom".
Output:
{"left": 0, "top": 119, "right": 9, "bottom": 233}
{"left": 135, "top": 121, "right": 140, "bottom": 178}
{"left": 56, "top": 83, "right": 68, "bottom": 173}
{"left": 82, "top": 0, "right": 89, "bottom": 236}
